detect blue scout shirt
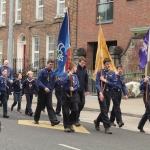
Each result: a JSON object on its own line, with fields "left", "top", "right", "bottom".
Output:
{"left": 113, "top": 74, "right": 128, "bottom": 96}
{"left": 61, "top": 71, "right": 80, "bottom": 91}
{"left": 54, "top": 78, "right": 62, "bottom": 93}
{"left": 96, "top": 69, "right": 116, "bottom": 93}
{"left": 37, "top": 68, "right": 55, "bottom": 91}
{"left": 140, "top": 78, "right": 150, "bottom": 93}
{"left": 12, "top": 79, "right": 22, "bottom": 94}
{"left": 0, "top": 75, "right": 10, "bottom": 92}
{"left": 0, "top": 66, "right": 13, "bottom": 80}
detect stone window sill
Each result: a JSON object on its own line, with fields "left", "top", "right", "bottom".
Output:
{"left": 96, "top": 20, "right": 113, "bottom": 25}
{"left": 0, "top": 24, "right": 6, "bottom": 27}
{"left": 34, "top": 19, "right": 44, "bottom": 22}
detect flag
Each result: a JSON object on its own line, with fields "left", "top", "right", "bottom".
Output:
{"left": 93, "top": 26, "right": 117, "bottom": 80}
{"left": 54, "top": 9, "right": 70, "bottom": 76}
{"left": 138, "top": 29, "right": 150, "bottom": 69}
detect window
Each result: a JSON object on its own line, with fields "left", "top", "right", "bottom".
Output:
{"left": 15, "top": 0, "right": 22, "bottom": 23}
{"left": 0, "top": 0, "right": 6, "bottom": 25}
{"left": 46, "top": 35, "right": 55, "bottom": 59}
{"left": 0, "top": 40, "right": 2, "bottom": 65}
{"left": 36, "top": 0, "right": 43, "bottom": 19}
{"left": 32, "top": 37, "right": 40, "bottom": 68}
{"left": 57, "top": 0, "right": 65, "bottom": 17}
{"left": 97, "top": 0, "right": 114, "bottom": 23}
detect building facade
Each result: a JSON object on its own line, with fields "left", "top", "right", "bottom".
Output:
{"left": 77, "top": 0, "right": 150, "bottom": 70}
{"left": 0, "top": 0, "right": 77, "bottom": 73}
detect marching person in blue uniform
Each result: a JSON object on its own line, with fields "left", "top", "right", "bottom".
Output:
{"left": 34, "top": 59, "right": 60, "bottom": 126}
{"left": 110, "top": 64, "right": 128, "bottom": 127}
{"left": 75, "top": 56, "right": 89, "bottom": 126}
{"left": 0, "top": 60, "right": 14, "bottom": 106}
{"left": 22, "top": 71, "right": 38, "bottom": 116}
{"left": 61, "top": 62, "right": 80, "bottom": 132}
{"left": 137, "top": 76, "right": 150, "bottom": 132}
{"left": 94, "top": 58, "right": 116, "bottom": 134}
{"left": 0, "top": 68, "right": 11, "bottom": 118}
{"left": 11, "top": 73, "right": 23, "bottom": 113}
{"left": 54, "top": 77, "right": 62, "bottom": 116}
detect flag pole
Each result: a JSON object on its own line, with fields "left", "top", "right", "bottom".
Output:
{"left": 97, "top": 16, "right": 104, "bottom": 93}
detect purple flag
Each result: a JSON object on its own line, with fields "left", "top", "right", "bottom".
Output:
{"left": 138, "top": 29, "right": 150, "bottom": 69}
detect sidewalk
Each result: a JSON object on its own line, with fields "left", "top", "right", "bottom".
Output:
{"left": 7, "top": 94, "right": 144, "bottom": 117}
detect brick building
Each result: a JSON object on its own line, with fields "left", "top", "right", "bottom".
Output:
{"left": 77, "top": 0, "right": 150, "bottom": 71}
{"left": 0, "top": 0, "right": 77, "bottom": 73}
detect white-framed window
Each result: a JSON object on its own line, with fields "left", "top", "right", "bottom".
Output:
{"left": 97, "top": 0, "right": 114, "bottom": 23}
{"left": 0, "top": 40, "right": 2, "bottom": 65}
{"left": 0, "top": 0, "right": 6, "bottom": 25}
{"left": 57, "top": 0, "right": 65, "bottom": 17}
{"left": 15, "top": 0, "right": 22, "bottom": 23}
{"left": 36, "top": 0, "right": 43, "bottom": 19}
{"left": 46, "top": 35, "right": 55, "bottom": 59}
{"left": 32, "top": 36, "right": 40, "bottom": 68}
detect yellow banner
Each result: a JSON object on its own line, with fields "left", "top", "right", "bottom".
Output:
{"left": 93, "top": 26, "right": 117, "bottom": 80}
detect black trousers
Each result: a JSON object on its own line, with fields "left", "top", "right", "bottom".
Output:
{"left": 62, "top": 91, "right": 78, "bottom": 128}
{"left": 1, "top": 92, "right": 8, "bottom": 116}
{"left": 138, "top": 95, "right": 150, "bottom": 129}
{"left": 34, "top": 89, "right": 57, "bottom": 122}
{"left": 110, "top": 89, "right": 122, "bottom": 124}
{"left": 55, "top": 92, "right": 61, "bottom": 114}
{"left": 77, "top": 91, "right": 85, "bottom": 120}
{"left": 97, "top": 90, "right": 111, "bottom": 128}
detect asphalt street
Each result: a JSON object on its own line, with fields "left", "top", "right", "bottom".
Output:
{"left": 0, "top": 107, "right": 150, "bottom": 150}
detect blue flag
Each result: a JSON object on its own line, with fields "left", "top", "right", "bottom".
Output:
{"left": 138, "top": 29, "right": 150, "bottom": 69}
{"left": 54, "top": 9, "right": 70, "bottom": 76}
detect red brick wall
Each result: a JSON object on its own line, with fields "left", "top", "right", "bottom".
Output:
{"left": 77, "top": 0, "right": 150, "bottom": 70}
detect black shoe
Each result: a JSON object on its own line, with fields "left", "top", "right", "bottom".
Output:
{"left": 110, "top": 122, "right": 116, "bottom": 127}
{"left": 25, "top": 112, "right": 29, "bottom": 115}
{"left": 105, "top": 128, "right": 112, "bottom": 134}
{"left": 11, "top": 106, "right": 13, "bottom": 111}
{"left": 138, "top": 127, "right": 145, "bottom": 133}
{"left": 74, "top": 121, "right": 81, "bottom": 127}
{"left": 64, "top": 128, "right": 71, "bottom": 132}
{"left": 0, "top": 103, "right": 2, "bottom": 107}
{"left": 34, "top": 120, "right": 39, "bottom": 124}
{"left": 29, "top": 112, "right": 33, "bottom": 117}
{"left": 118, "top": 122, "right": 124, "bottom": 128}
{"left": 70, "top": 125, "right": 75, "bottom": 132}
{"left": 51, "top": 120, "right": 60, "bottom": 126}
{"left": 17, "top": 110, "right": 22, "bottom": 113}
{"left": 94, "top": 119, "right": 100, "bottom": 131}
{"left": 56, "top": 113, "right": 62, "bottom": 116}
{"left": 3, "top": 115, "right": 9, "bottom": 118}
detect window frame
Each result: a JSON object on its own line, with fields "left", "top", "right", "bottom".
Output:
{"left": 56, "top": 0, "right": 65, "bottom": 17}
{"left": 0, "top": 40, "right": 3, "bottom": 65}
{"left": 46, "top": 35, "right": 55, "bottom": 59}
{"left": 97, "top": 0, "right": 114, "bottom": 24}
{"left": 32, "top": 36, "right": 40, "bottom": 68}
{"left": 36, "top": 0, "right": 44, "bottom": 20}
{"left": 15, "top": 0, "right": 22, "bottom": 24}
{"left": 0, "top": 0, "right": 6, "bottom": 25}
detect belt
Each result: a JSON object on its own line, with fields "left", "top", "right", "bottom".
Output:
{"left": 113, "top": 88, "right": 121, "bottom": 92}
{"left": 104, "top": 89, "right": 111, "bottom": 91}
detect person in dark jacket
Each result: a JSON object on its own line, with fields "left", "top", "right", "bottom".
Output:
{"left": 0, "top": 68, "right": 11, "bottom": 118}
{"left": 61, "top": 62, "right": 80, "bottom": 132}
{"left": 54, "top": 77, "right": 62, "bottom": 116}
{"left": 75, "top": 56, "right": 89, "bottom": 126}
{"left": 22, "top": 71, "right": 38, "bottom": 116}
{"left": 34, "top": 59, "right": 60, "bottom": 126}
{"left": 138, "top": 76, "right": 150, "bottom": 132}
{"left": 11, "top": 73, "right": 23, "bottom": 113}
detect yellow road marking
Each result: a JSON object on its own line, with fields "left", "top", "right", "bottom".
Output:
{"left": 18, "top": 120, "right": 90, "bottom": 134}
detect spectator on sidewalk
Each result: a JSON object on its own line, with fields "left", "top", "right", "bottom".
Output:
{"left": 11, "top": 73, "right": 23, "bottom": 113}
{"left": 22, "top": 71, "right": 38, "bottom": 116}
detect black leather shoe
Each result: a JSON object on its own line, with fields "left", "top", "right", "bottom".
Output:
{"left": 94, "top": 119, "right": 100, "bottom": 131}
{"left": 29, "top": 112, "right": 33, "bottom": 117}
{"left": 3, "top": 115, "right": 9, "bottom": 118}
{"left": 74, "top": 121, "right": 81, "bottom": 127}
{"left": 34, "top": 120, "right": 39, "bottom": 124}
{"left": 51, "top": 120, "right": 60, "bottom": 126}
{"left": 110, "top": 122, "right": 116, "bottom": 127}
{"left": 11, "top": 106, "right": 13, "bottom": 111}
{"left": 138, "top": 127, "right": 145, "bottom": 133}
{"left": 118, "top": 122, "right": 124, "bottom": 128}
